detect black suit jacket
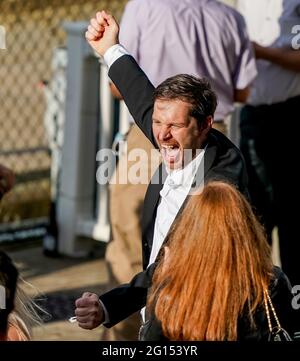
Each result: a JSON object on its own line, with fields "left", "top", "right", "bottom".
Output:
{"left": 100, "top": 55, "right": 248, "bottom": 327}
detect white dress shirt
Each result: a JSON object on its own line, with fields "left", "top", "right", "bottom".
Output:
{"left": 149, "top": 150, "right": 205, "bottom": 266}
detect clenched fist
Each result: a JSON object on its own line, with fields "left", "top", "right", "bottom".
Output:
{"left": 75, "top": 292, "right": 104, "bottom": 329}
{"left": 85, "top": 10, "right": 119, "bottom": 57}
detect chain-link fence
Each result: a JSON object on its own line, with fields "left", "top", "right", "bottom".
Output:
{"left": 0, "top": 0, "right": 127, "bottom": 240}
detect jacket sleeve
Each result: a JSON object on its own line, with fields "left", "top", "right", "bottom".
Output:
{"left": 237, "top": 267, "right": 298, "bottom": 340}
{"left": 270, "top": 266, "right": 300, "bottom": 339}
{"left": 108, "top": 55, "right": 158, "bottom": 148}
{"left": 99, "top": 263, "right": 156, "bottom": 327}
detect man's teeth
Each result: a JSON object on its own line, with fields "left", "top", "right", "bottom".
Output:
{"left": 162, "top": 145, "right": 177, "bottom": 149}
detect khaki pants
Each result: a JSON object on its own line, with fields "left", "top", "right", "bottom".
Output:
{"left": 105, "top": 125, "right": 160, "bottom": 340}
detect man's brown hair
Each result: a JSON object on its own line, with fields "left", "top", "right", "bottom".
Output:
{"left": 153, "top": 74, "right": 218, "bottom": 124}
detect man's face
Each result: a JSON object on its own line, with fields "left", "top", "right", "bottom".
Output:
{"left": 152, "top": 99, "right": 209, "bottom": 170}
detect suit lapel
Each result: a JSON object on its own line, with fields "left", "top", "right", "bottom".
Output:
{"left": 203, "top": 131, "right": 218, "bottom": 178}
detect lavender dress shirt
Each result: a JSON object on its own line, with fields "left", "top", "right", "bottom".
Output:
{"left": 119, "top": 0, "right": 257, "bottom": 120}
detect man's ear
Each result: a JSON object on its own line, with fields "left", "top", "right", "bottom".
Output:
{"left": 206, "top": 116, "right": 213, "bottom": 129}
{"left": 200, "top": 116, "right": 213, "bottom": 135}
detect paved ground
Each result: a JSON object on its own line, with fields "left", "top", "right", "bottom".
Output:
{"left": 3, "top": 240, "right": 113, "bottom": 340}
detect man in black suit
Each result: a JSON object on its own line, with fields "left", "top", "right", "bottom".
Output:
{"left": 74, "top": 11, "right": 248, "bottom": 332}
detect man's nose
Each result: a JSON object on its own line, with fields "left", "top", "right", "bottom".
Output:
{"left": 158, "top": 126, "right": 171, "bottom": 141}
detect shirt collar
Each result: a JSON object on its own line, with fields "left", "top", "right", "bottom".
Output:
{"left": 164, "top": 147, "right": 206, "bottom": 190}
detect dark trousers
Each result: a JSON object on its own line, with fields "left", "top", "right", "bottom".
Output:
{"left": 240, "top": 95, "right": 300, "bottom": 287}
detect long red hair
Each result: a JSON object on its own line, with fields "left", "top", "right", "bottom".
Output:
{"left": 148, "top": 181, "right": 273, "bottom": 340}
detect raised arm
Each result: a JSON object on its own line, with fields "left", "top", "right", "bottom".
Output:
{"left": 86, "top": 11, "right": 157, "bottom": 146}
{"left": 108, "top": 55, "right": 157, "bottom": 146}
{"left": 253, "top": 42, "right": 300, "bottom": 73}
{"left": 75, "top": 260, "right": 156, "bottom": 329}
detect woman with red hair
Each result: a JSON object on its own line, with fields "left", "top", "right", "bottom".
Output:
{"left": 143, "top": 181, "right": 297, "bottom": 341}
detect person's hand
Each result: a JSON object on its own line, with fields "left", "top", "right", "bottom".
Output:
{"left": 85, "top": 10, "right": 119, "bottom": 57}
{"left": 75, "top": 292, "right": 104, "bottom": 329}
{"left": 0, "top": 164, "right": 15, "bottom": 199}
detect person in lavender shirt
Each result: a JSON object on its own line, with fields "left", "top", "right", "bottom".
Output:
{"left": 238, "top": 0, "right": 300, "bottom": 296}
{"left": 115, "top": 0, "right": 257, "bottom": 128}
{"left": 105, "top": 0, "right": 257, "bottom": 340}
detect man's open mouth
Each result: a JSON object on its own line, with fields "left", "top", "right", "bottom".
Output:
{"left": 160, "top": 144, "right": 181, "bottom": 165}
